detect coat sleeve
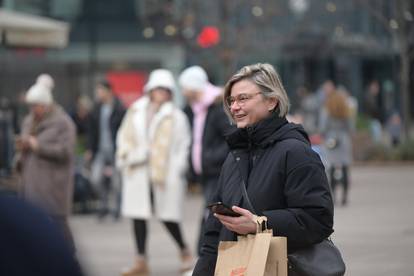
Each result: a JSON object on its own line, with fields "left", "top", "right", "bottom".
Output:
{"left": 115, "top": 108, "right": 147, "bottom": 169}
{"left": 192, "top": 213, "right": 222, "bottom": 275}
{"left": 202, "top": 105, "right": 232, "bottom": 171}
{"left": 263, "top": 145, "right": 334, "bottom": 249}
{"left": 171, "top": 111, "right": 191, "bottom": 175}
{"left": 36, "top": 119, "right": 76, "bottom": 163}
{"left": 192, "top": 159, "right": 227, "bottom": 276}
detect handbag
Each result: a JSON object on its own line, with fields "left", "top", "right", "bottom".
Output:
{"left": 288, "top": 238, "right": 345, "bottom": 276}
{"left": 234, "top": 158, "right": 346, "bottom": 276}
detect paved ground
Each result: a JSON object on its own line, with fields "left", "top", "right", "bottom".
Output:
{"left": 70, "top": 165, "right": 414, "bottom": 276}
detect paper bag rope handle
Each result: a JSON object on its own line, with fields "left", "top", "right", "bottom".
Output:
{"left": 253, "top": 215, "right": 268, "bottom": 233}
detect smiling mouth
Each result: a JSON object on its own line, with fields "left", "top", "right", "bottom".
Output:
{"left": 234, "top": 114, "right": 246, "bottom": 120}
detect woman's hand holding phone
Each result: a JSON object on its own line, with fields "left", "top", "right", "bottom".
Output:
{"left": 207, "top": 202, "right": 240, "bottom": 217}
{"left": 208, "top": 202, "right": 257, "bottom": 235}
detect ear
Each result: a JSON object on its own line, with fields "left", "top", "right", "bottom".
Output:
{"left": 267, "top": 97, "right": 278, "bottom": 112}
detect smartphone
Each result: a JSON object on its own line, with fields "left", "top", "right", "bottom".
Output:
{"left": 207, "top": 202, "right": 241, "bottom": 217}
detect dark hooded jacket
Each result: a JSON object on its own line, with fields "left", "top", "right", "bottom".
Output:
{"left": 87, "top": 98, "right": 125, "bottom": 159}
{"left": 192, "top": 114, "right": 334, "bottom": 275}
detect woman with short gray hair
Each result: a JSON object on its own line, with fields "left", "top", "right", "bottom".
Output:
{"left": 223, "top": 63, "right": 290, "bottom": 120}
{"left": 193, "top": 63, "right": 334, "bottom": 275}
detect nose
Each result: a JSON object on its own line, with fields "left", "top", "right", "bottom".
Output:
{"left": 230, "top": 101, "right": 241, "bottom": 113}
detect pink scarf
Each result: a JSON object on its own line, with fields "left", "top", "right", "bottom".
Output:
{"left": 190, "top": 84, "right": 222, "bottom": 174}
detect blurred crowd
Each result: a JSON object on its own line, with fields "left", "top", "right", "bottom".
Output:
{"left": 0, "top": 65, "right": 404, "bottom": 275}
{"left": 290, "top": 79, "right": 402, "bottom": 205}
{"left": 0, "top": 66, "right": 234, "bottom": 275}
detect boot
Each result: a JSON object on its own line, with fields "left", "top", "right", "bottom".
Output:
{"left": 121, "top": 256, "right": 149, "bottom": 276}
{"left": 180, "top": 248, "right": 193, "bottom": 273}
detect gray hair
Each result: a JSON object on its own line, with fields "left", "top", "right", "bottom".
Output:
{"left": 223, "top": 63, "right": 290, "bottom": 121}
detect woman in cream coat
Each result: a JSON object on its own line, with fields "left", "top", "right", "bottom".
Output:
{"left": 116, "top": 69, "right": 192, "bottom": 275}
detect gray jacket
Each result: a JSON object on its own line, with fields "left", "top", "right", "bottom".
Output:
{"left": 319, "top": 109, "right": 353, "bottom": 166}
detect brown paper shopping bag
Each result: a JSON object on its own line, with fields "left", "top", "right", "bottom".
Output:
{"left": 214, "top": 217, "right": 287, "bottom": 276}
{"left": 264, "top": 233, "right": 288, "bottom": 276}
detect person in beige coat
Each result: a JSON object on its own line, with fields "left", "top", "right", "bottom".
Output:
{"left": 116, "top": 69, "right": 193, "bottom": 275}
{"left": 17, "top": 74, "right": 76, "bottom": 251}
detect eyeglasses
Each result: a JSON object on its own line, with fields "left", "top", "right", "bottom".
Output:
{"left": 225, "top": 92, "right": 262, "bottom": 108}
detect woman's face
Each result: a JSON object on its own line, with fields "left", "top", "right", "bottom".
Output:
{"left": 150, "top": 87, "right": 172, "bottom": 105}
{"left": 182, "top": 88, "right": 203, "bottom": 104}
{"left": 30, "top": 104, "right": 48, "bottom": 120}
{"left": 229, "top": 79, "right": 277, "bottom": 128}
{"left": 95, "top": 85, "right": 111, "bottom": 103}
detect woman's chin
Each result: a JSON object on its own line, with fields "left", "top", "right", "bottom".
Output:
{"left": 236, "top": 121, "right": 248, "bottom": 128}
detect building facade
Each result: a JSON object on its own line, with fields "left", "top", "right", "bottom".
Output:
{"left": 0, "top": 0, "right": 411, "bottom": 119}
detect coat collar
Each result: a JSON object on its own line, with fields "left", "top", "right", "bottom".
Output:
{"left": 226, "top": 113, "right": 288, "bottom": 150}
{"left": 128, "top": 96, "right": 175, "bottom": 141}
{"left": 149, "top": 102, "right": 173, "bottom": 138}
{"left": 28, "top": 105, "right": 63, "bottom": 133}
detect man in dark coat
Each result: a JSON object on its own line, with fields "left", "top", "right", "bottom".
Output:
{"left": 193, "top": 63, "right": 333, "bottom": 275}
{"left": 86, "top": 79, "right": 125, "bottom": 219}
{"left": 183, "top": 98, "right": 233, "bottom": 201}
{"left": 179, "top": 66, "right": 234, "bottom": 255}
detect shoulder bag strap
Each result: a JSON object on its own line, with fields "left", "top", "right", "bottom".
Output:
{"left": 231, "top": 152, "right": 257, "bottom": 215}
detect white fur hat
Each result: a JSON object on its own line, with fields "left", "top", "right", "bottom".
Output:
{"left": 178, "top": 66, "right": 208, "bottom": 92}
{"left": 36, "top": 74, "right": 55, "bottom": 90}
{"left": 144, "top": 69, "right": 176, "bottom": 94}
{"left": 26, "top": 74, "right": 54, "bottom": 105}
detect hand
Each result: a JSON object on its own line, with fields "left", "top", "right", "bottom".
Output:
{"left": 214, "top": 206, "right": 257, "bottom": 235}
{"left": 27, "top": 136, "right": 39, "bottom": 151}
{"left": 15, "top": 137, "right": 28, "bottom": 151}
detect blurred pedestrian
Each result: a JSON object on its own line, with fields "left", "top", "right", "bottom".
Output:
{"left": 0, "top": 97, "right": 15, "bottom": 180}
{"left": 70, "top": 95, "right": 95, "bottom": 214}
{"left": 317, "top": 80, "right": 336, "bottom": 107}
{"left": 338, "top": 85, "right": 358, "bottom": 130}
{"left": 86, "top": 79, "right": 125, "bottom": 220}
{"left": 319, "top": 88, "right": 354, "bottom": 206}
{"left": 193, "top": 63, "right": 333, "bottom": 275}
{"left": 116, "top": 69, "right": 193, "bottom": 275}
{"left": 178, "top": 66, "right": 234, "bottom": 255}
{"left": 385, "top": 111, "right": 402, "bottom": 147}
{"left": 364, "top": 80, "right": 383, "bottom": 143}
{"left": 71, "top": 95, "right": 93, "bottom": 139}
{"left": 16, "top": 74, "right": 77, "bottom": 251}
{"left": 296, "top": 86, "right": 319, "bottom": 135}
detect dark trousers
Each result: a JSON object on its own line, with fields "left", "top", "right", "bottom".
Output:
{"left": 132, "top": 184, "right": 187, "bottom": 255}
{"left": 132, "top": 219, "right": 186, "bottom": 255}
{"left": 329, "top": 165, "right": 349, "bottom": 205}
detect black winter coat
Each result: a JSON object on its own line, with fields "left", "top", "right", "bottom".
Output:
{"left": 87, "top": 98, "right": 125, "bottom": 158}
{"left": 183, "top": 101, "right": 234, "bottom": 183}
{"left": 201, "top": 101, "right": 235, "bottom": 180}
{"left": 192, "top": 114, "right": 334, "bottom": 275}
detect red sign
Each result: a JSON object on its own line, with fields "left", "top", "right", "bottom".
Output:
{"left": 106, "top": 71, "right": 148, "bottom": 107}
{"left": 197, "top": 26, "right": 220, "bottom": 48}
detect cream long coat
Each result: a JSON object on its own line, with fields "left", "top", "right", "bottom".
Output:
{"left": 116, "top": 96, "right": 190, "bottom": 222}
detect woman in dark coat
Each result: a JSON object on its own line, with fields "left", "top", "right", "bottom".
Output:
{"left": 192, "top": 63, "right": 334, "bottom": 275}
